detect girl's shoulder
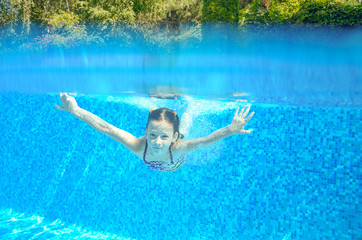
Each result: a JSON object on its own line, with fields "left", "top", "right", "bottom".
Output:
{"left": 172, "top": 139, "right": 182, "bottom": 148}
{"left": 133, "top": 136, "right": 147, "bottom": 158}
{"left": 172, "top": 140, "right": 187, "bottom": 154}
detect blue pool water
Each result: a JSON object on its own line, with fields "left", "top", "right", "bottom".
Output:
{"left": 0, "top": 26, "right": 361, "bottom": 239}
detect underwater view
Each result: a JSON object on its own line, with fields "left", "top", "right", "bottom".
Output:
{"left": 1, "top": 23, "right": 361, "bottom": 239}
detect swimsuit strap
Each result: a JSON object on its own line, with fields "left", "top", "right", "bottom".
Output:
{"left": 143, "top": 140, "right": 174, "bottom": 165}
{"left": 143, "top": 140, "right": 149, "bottom": 164}
{"left": 169, "top": 143, "right": 174, "bottom": 164}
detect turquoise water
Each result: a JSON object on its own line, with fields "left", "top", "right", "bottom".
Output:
{"left": 1, "top": 26, "right": 361, "bottom": 106}
{"left": 0, "top": 26, "right": 361, "bottom": 239}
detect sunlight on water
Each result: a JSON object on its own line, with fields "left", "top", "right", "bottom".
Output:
{"left": 0, "top": 209, "right": 134, "bottom": 239}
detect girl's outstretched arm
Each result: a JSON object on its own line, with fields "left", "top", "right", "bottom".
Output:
{"left": 55, "top": 93, "right": 142, "bottom": 153}
{"left": 179, "top": 105, "right": 255, "bottom": 153}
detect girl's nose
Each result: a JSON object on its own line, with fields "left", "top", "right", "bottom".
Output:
{"left": 154, "top": 137, "right": 162, "bottom": 145}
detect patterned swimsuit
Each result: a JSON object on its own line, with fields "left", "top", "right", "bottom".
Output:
{"left": 143, "top": 141, "right": 186, "bottom": 172}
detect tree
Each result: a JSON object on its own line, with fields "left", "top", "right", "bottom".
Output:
{"left": 202, "top": 0, "right": 239, "bottom": 22}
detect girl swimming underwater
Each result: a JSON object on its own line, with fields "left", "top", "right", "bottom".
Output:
{"left": 55, "top": 93, "right": 255, "bottom": 172}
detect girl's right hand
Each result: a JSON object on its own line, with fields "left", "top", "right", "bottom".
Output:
{"left": 228, "top": 105, "right": 254, "bottom": 135}
{"left": 55, "top": 93, "right": 79, "bottom": 113}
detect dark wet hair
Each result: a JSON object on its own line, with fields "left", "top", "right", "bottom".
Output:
{"left": 146, "top": 108, "right": 184, "bottom": 140}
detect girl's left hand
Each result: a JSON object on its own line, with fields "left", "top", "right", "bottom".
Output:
{"left": 55, "top": 93, "right": 79, "bottom": 113}
{"left": 228, "top": 105, "right": 255, "bottom": 134}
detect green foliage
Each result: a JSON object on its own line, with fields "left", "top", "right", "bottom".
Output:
{"left": 47, "top": 10, "right": 80, "bottom": 30}
{"left": 75, "top": 0, "right": 135, "bottom": 24}
{"left": 0, "top": 0, "right": 16, "bottom": 25}
{"left": 242, "top": 0, "right": 302, "bottom": 25}
{"left": 241, "top": 0, "right": 362, "bottom": 27}
{"left": 291, "top": 0, "right": 362, "bottom": 26}
{"left": 133, "top": 0, "right": 201, "bottom": 24}
{"left": 202, "top": 0, "right": 239, "bottom": 22}
{"left": 86, "top": 6, "right": 112, "bottom": 23}
{"left": 1, "top": 0, "right": 361, "bottom": 27}
{"left": 169, "top": 0, "right": 203, "bottom": 23}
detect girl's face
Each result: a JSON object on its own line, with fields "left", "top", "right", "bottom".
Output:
{"left": 146, "top": 120, "right": 178, "bottom": 156}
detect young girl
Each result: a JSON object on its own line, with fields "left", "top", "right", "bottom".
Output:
{"left": 55, "top": 93, "right": 255, "bottom": 172}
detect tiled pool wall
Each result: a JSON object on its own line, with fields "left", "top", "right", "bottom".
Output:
{"left": 0, "top": 93, "right": 360, "bottom": 239}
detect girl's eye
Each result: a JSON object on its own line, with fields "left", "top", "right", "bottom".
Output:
{"left": 150, "top": 134, "right": 156, "bottom": 138}
{"left": 161, "top": 135, "right": 169, "bottom": 140}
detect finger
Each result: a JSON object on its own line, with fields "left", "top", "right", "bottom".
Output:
{"left": 241, "top": 105, "right": 251, "bottom": 119}
{"left": 244, "top": 111, "right": 255, "bottom": 123}
{"left": 241, "top": 129, "right": 253, "bottom": 134}
{"left": 233, "top": 107, "right": 239, "bottom": 121}
{"left": 55, "top": 104, "right": 65, "bottom": 111}
{"left": 238, "top": 105, "right": 246, "bottom": 118}
{"left": 61, "top": 92, "right": 69, "bottom": 101}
